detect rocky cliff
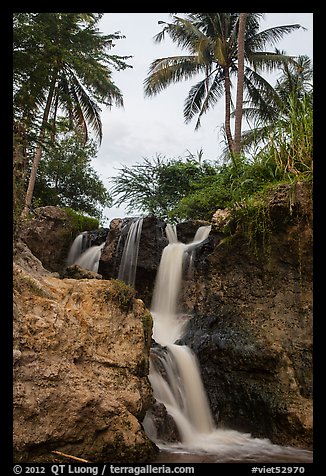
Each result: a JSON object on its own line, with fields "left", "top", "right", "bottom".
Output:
{"left": 179, "top": 182, "right": 313, "bottom": 448}
{"left": 13, "top": 242, "right": 158, "bottom": 463}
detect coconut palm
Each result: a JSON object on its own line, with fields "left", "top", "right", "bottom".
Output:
{"left": 234, "top": 13, "right": 248, "bottom": 155}
{"left": 14, "top": 13, "right": 131, "bottom": 216}
{"left": 144, "top": 13, "right": 303, "bottom": 155}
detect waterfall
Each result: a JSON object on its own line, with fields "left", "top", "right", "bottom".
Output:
{"left": 66, "top": 232, "right": 88, "bottom": 266}
{"left": 66, "top": 232, "right": 105, "bottom": 273}
{"left": 143, "top": 224, "right": 313, "bottom": 462}
{"left": 144, "top": 224, "right": 215, "bottom": 442}
{"left": 150, "top": 224, "right": 211, "bottom": 346}
{"left": 74, "top": 242, "right": 105, "bottom": 273}
{"left": 118, "top": 217, "right": 143, "bottom": 287}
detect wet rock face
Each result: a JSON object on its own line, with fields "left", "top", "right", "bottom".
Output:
{"left": 13, "top": 258, "right": 158, "bottom": 463}
{"left": 145, "top": 402, "right": 180, "bottom": 443}
{"left": 179, "top": 184, "right": 313, "bottom": 449}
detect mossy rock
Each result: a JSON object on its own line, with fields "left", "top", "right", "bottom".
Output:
{"left": 105, "top": 279, "right": 137, "bottom": 313}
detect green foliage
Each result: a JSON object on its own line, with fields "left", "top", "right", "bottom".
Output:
{"left": 13, "top": 13, "right": 132, "bottom": 217}
{"left": 63, "top": 208, "right": 99, "bottom": 234}
{"left": 111, "top": 118, "right": 312, "bottom": 225}
{"left": 33, "top": 124, "right": 112, "bottom": 219}
{"left": 240, "top": 55, "right": 313, "bottom": 159}
{"left": 259, "top": 91, "right": 313, "bottom": 178}
{"left": 13, "top": 13, "right": 132, "bottom": 144}
{"left": 110, "top": 153, "right": 217, "bottom": 219}
{"left": 13, "top": 130, "right": 29, "bottom": 239}
{"left": 232, "top": 198, "right": 273, "bottom": 255}
{"left": 169, "top": 154, "right": 284, "bottom": 221}
{"left": 141, "top": 310, "right": 153, "bottom": 344}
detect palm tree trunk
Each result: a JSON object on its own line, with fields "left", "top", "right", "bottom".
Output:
{"left": 234, "top": 13, "right": 248, "bottom": 155}
{"left": 22, "top": 73, "right": 57, "bottom": 217}
{"left": 224, "top": 66, "right": 234, "bottom": 153}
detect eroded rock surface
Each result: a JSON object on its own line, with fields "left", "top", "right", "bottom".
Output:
{"left": 13, "top": 255, "right": 158, "bottom": 463}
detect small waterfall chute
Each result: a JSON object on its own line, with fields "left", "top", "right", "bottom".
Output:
{"left": 74, "top": 242, "right": 105, "bottom": 273}
{"left": 118, "top": 217, "right": 143, "bottom": 287}
{"left": 66, "top": 230, "right": 106, "bottom": 273}
{"left": 66, "top": 232, "right": 88, "bottom": 266}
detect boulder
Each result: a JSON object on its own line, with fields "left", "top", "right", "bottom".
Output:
{"left": 13, "top": 257, "right": 158, "bottom": 463}
{"left": 19, "top": 206, "right": 79, "bottom": 274}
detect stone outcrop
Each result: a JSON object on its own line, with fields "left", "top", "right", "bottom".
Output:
{"left": 19, "top": 206, "right": 108, "bottom": 275}
{"left": 63, "top": 264, "right": 103, "bottom": 280}
{"left": 13, "top": 251, "right": 158, "bottom": 463}
{"left": 19, "top": 206, "right": 79, "bottom": 274}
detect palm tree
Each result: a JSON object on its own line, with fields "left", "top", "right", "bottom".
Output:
{"left": 14, "top": 13, "right": 131, "bottom": 216}
{"left": 234, "top": 13, "right": 248, "bottom": 155}
{"left": 144, "top": 13, "right": 303, "bottom": 156}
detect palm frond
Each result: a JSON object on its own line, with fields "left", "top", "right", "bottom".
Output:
{"left": 184, "top": 71, "right": 225, "bottom": 129}
{"left": 243, "top": 67, "right": 280, "bottom": 122}
{"left": 247, "top": 50, "right": 299, "bottom": 74}
{"left": 154, "top": 16, "right": 213, "bottom": 55}
{"left": 60, "top": 68, "right": 103, "bottom": 143}
{"left": 240, "top": 123, "right": 274, "bottom": 150}
{"left": 144, "top": 56, "right": 205, "bottom": 96}
{"left": 248, "top": 24, "right": 304, "bottom": 51}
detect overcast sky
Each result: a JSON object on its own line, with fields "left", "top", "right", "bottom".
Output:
{"left": 93, "top": 13, "right": 313, "bottom": 224}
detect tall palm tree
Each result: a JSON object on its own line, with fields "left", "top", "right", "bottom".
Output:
{"left": 144, "top": 13, "right": 303, "bottom": 156}
{"left": 14, "top": 13, "right": 131, "bottom": 216}
{"left": 234, "top": 13, "right": 248, "bottom": 155}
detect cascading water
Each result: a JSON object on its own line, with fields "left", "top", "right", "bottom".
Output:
{"left": 66, "top": 232, "right": 105, "bottom": 273}
{"left": 144, "top": 224, "right": 313, "bottom": 463}
{"left": 74, "top": 242, "right": 105, "bottom": 273}
{"left": 118, "top": 217, "right": 143, "bottom": 287}
{"left": 66, "top": 232, "right": 88, "bottom": 266}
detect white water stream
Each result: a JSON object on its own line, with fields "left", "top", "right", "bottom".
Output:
{"left": 66, "top": 232, "right": 88, "bottom": 266}
{"left": 118, "top": 217, "right": 143, "bottom": 287}
{"left": 66, "top": 233, "right": 105, "bottom": 273}
{"left": 74, "top": 242, "right": 105, "bottom": 273}
{"left": 143, "top": 224, "right": 313, "bottom": 463}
